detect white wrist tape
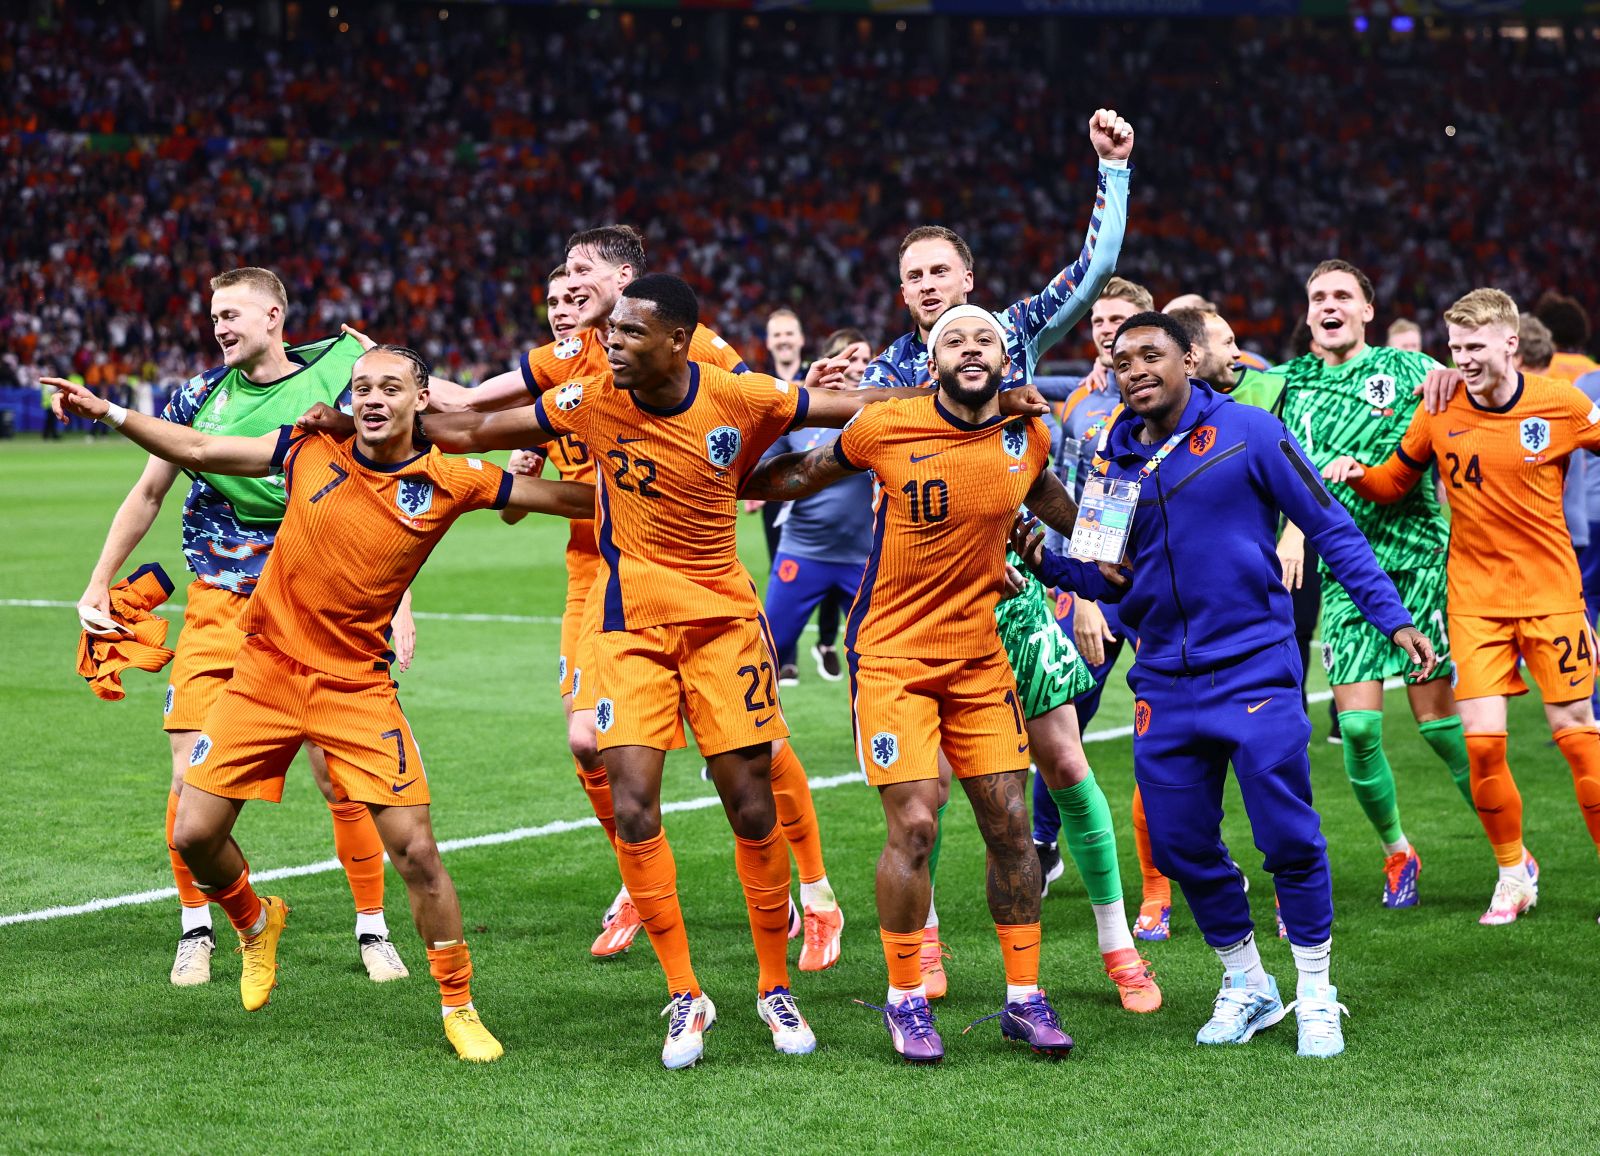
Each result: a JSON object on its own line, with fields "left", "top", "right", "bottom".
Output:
{"left": 102, "top": 403, "right": 128, "bottom": 428}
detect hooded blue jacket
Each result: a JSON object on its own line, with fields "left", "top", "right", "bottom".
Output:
{"left": 1039, "top": 380, "right": 1412, "bottom": 676}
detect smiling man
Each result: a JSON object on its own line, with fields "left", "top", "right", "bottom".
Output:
{"left": 1014, "top": 311, "right": 1435, "bottom": 1058}
{"left": 1322, "top": 288, "right": 1600, "bottom": 928}
{"left": 52, "top": 347, "right": 594, "bottom": 1063}
{"left": 1278, "top": 259, "right": 1478, "bottom": 907}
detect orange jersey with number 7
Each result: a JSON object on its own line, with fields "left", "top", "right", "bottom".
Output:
{"left": 1346, "top": 372, "right": 1600, "bottom": 618}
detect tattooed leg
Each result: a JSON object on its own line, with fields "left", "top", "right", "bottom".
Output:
{"left": 960, "top": 769, "right": 1041, "bottom": 926}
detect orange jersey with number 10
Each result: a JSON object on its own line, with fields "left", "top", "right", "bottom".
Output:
{"left": 837, "top": 396, "right": 1051, "bottom": 660}
{"left": 1349, "top": 372, "right": 1600, "bottom": 617}
{"left": 532, "top": 362, "right": 805, "bottom": 631}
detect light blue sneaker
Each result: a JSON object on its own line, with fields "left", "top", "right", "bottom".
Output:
{"left": 1196, "top": 970, "right": 1286, "bottom": 1045}
{"left": 1289, "top": 985, "right": 1349, "bottom": 1058}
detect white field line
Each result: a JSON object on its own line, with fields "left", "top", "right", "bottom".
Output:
{"left": 0, "top": 677, "right": 1400, "bottom": 929}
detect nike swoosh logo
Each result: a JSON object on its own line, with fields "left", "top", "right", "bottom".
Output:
{"left": 1017, "top": 742, "right": 1029, "bottom": 753}
{"left": 1447, "top": 429, "right": 1471, "bottom": 438}
{"left": 391, "top": 779, "right": 417, "bottom": 794}
{"left": 1570, "top": 676, "right": 1587, "bottom": 687}
{"left": 353, "top": 851, "right": 383, "bottom": 863}
{"left": 754, "top": 714, "right": 774, "bottom": 727}
{"left": 618, "top": 436, "right": 646, "bottom": 444}
{"left": 1246, "top": 698, "right": 1273, "bottom": 714}
{"left": 1011, "top": 942, "right": 1040, "bottom": 951}
{"left": 896, "top": 949, "right": 920, "bottom": 959}
{"left": 910, "top": 449, "right": 949, "bottom": 463}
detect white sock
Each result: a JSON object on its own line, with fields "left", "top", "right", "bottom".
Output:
{"left": 1498, "top": 861, "right": 1531, "bottom": 884}
{"left": 1215, "top": 933, "right": 1269, "bottom": 990}
{"left": 1092, "top": 899, "right": 1134, "bottom": 955}
{"left": 242, "top": 907, "right": 268, "bottom": 938}
{"left": 800, "top": 876, "right": 836, "bottom": 910}
{"left": 355, "top": 910, "right": 389, "bottom": 939}
{"left": 923, "top": 898, "right": 938, "bottom": 930}
{"left": 887, "top": 984, "right": 926, "bottom": 1005}
{"left": 1381, "top": 834, "right": 1410, "bottom": 856}
{"left": 1006, "top": 983, "right": 1041, "bottom": 1002}
{"left": 1291, "top": 937, "right": 1332, "bottom": 994}
{"left": 441, "top": 1001, "right": 475, "bottom": 1018}
{"left": 180, "top": 904, "right": 213, "bottom": 935}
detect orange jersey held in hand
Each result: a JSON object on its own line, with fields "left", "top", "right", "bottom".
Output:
{"left": 532, "top": 362, "right": 806, "bottom": 630}
{"left": 1349, "top": 372, "right": 1600, "bottom": 617}
{"left": 240, "top": 428, "right": 511, "bottom": 679}
{"left": 837, "top": 395, "right": 1052, "bottom": 659}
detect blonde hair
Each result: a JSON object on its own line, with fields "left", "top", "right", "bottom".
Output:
{"left": 1100, "top": 277, "right": 1154, "bottom": 312}
{"left": 1444, "top": 288, "right": 1518, "bottom": 331}
{"left": 209, "top": 267, "right": 288, "bottom": 310}
{"left": 1386, "top": 318, "right": 1421, "bottom": 340}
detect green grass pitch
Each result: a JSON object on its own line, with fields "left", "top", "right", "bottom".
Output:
{"left": 2, "top": 438, "right": 1598, "bottom": 1154}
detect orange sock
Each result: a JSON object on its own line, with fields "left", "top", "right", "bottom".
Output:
{"left": 574, "top": 761, "right": 618, "bottom": 849}
{"left": 769, "top": 742, "right": 826, "bottom": 884}
{"left": 166, "top": 792, "right": 208, "bottom": 910}
{"left": 328, "top": 799, "right": 385, "bottom": 914}
{"left": 880, "top": 927, "right": 924, "bottom": 991}
{"left": 614, "top": 830, "right": 699, "bottom": 996}
{"left": 1552, "top": 726, "right": 1600, "bottom": 851}
{"left": 995, "top": 922, "right": 1042, "bottom": 988}
{"left": 734, "top": 824, "right": 793, "bottom": 994}
{"left": 1466, "top": 732, "right": 1525, "bottom": 866}
{"left": 1131, "top": 786, "right": 1171, "bottom": 906}
{"left": 426, "top": 942, "right": 473, "bottom": 1009}
{"left": 207, "top": 868, "right": 264, "bottom": 934}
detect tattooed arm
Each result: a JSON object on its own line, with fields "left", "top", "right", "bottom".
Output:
{"left": 739, "top": 439, "right": 861, "bottom": 501}
{"left": 1022, "top": 467, "right": 1079, "bottom": 536}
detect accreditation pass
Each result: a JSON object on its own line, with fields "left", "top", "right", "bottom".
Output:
{"left": 1069, "top": 475, "right": 1140, "bottom": 563}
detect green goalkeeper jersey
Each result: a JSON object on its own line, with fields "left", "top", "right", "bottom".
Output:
{"left": 1278, "top": 344, "right": 1449, "bottom": 573}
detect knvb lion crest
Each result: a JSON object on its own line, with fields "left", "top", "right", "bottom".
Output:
{"left": 1000, "top": 421, "right": 1027, "bottom": 459}
{"left": 596, "top": 698, "right": 615, "bottom": 733}
{"left": 706, "top": 426, "right": 742, "bottom": 469}
{"left": 1363, "top": 373, "right": 1397, "bottom": 411}
{"left": 189, "top": 735, "right": 212, "bottom": 765}
{"left": 1189, "top": 425, "right": 1218, "bottom": 456}
{"left": 1134, "top": 700, "right": 1152, "bottom": 737}
{"left": 1520, "top": 417, "right": 1551, "bottom": 454}
{"left": 396, "top": 477, "right": 433, "bottom": 517}
{"left": 553, "top": 336, "right": 583, "bottom": 360}
{"left": 870, "top": 731, "right": 899, "bottom": 769}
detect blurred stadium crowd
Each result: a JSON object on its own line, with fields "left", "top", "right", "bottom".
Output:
{"left": 3, "top": 5, "right": 1598, "bottom": 398}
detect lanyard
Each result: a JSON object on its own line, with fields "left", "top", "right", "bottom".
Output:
{"left": 1134, "top": 424, "right": 1196, "bottom": 481}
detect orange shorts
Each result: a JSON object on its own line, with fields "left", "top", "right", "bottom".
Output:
{"left": 570, "top": 572, "right": 604, "bottom": 713}
{"left": 850, "top": 649, "right": 1030, "bottom": 787}
{"left": 164, "top": 580, "right": 247, "bottom": 732}
{"left": 587, "top": 616, "right": 790, "bottom": 756}
{"left": 559, "top": 545, "right": 603, "bottom": 698}
{"left": 184, "top": 634, "right": 429, "bottom": 806}
{"left": 1452, "top": 610, "right": 1596, "bottom": 701}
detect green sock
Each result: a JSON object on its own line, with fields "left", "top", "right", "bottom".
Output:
{"left": 1337, "top": 710, "right": 1404, "bottom": 845}
{"left": 1048, "top": 771, "right": 1123, "bottom": 905}
{"left": 1417, "top": 715, "right": 1476, "bottom": 811}
{"left": 926, "top": 800, "right": 950, "bottom": 891}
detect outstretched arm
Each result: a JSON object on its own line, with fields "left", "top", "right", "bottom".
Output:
{"left": 1022, "top": 468, "right": 1080, "bottom": 536}
{"left": 800, "top": 383, "right": 1051, "bottom": 429}
{"left": 339, "top": 324, "right": 528, "bottom": 414}
{"left": 422, "top": 407, "right": 557, "bottom": 453}
{"left": 740, "top": 441, "right": 860, "bottom": 501}
{"left": 48, "top": 378, "right": 279, "bottom": 476}
{"left": 504, "top": 477, "right": 595, "bottom": 520}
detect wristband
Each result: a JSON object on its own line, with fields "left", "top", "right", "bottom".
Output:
{"left": 102, "top": 403, "right": 128, "bottom": 429}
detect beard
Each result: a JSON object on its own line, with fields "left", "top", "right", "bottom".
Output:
{"left": 936, "top": 362, "right": 1003, "bottom": 409}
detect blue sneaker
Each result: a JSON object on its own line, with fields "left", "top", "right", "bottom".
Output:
{"left": 1382, "top": 847, "right": 1421, "bottom": 908}
{"left": 858, "top": 995, "right": 943, "bottom": 1064}
{"left": 1196, "top": 970, "right": 1285, "bottom": 1045}
{"left": 1289, "top": 985, "right": 1348, "bottom": 1057}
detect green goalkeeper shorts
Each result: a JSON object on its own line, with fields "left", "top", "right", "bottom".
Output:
{"left": 996, "top": 568, "right": 1097, "bottom": 720}
{"left": 1319, "top": 559, "right": 1453, "bottom": 687}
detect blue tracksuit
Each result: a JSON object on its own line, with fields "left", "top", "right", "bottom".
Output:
{"left": 1038, "top": 381, "right": 1412, "bottom": 947}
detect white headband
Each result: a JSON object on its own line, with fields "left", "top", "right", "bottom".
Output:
{"left": 926, "top": 304, "right": 1006, "bottom": 352}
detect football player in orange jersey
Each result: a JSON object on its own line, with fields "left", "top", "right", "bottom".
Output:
{"left": 428, "top": 226, "right": 853, "bottom": 969}
{"left": 403, "top": 275, "right": 1049, "bottom": 1068}
{"left": 1325, "top": 288, "right": 1600, "bottom": 927}
{"left": 52, "top": 347, "right": 594, "bottom": 1062}
{"left": 740, "top": 305, "right": 1087, "bottom": 1064}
